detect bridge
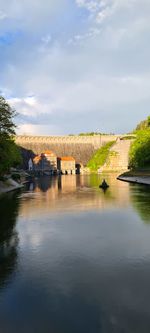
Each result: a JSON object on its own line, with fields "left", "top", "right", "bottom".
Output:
{"left": 15, "top": 134, "right": 120, "bottom": 166}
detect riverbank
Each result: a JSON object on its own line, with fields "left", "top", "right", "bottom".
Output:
{"left": 118, "top": 170, "right": 150, "bottom": 186}
{"left": 0, "top": 178, "right": 23, "bottom": 195}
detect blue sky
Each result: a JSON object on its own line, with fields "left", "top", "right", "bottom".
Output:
{"left": 0, "top": 0, "right": 150, "bottom": 135}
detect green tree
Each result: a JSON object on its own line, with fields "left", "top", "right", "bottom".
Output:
{"left": 129, "top": 128, "right": 150, "bottom": 169}
{"left": 147, "top": 116, "right": 150, "bottom": 127}
{"left": 0, "top": 96, "right": 21, "bottom": 175}
{"left": 135, "top": 116, "right": 150, "bottom": 131}
{"left": 0, "top": 96, "right": 16, "bottom": 137}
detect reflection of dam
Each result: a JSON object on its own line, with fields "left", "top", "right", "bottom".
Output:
{"left": 20, "top": 175, "right": 130, "bottom": 218}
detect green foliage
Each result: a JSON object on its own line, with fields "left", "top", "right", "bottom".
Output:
{"left": 0, "top": 96, "right": 16, "bottom": 137}
{"left": 129, "top": 129, "right": 150, "bottom": 168}
{"left": 0, "top": 96, "right": 22, "bottom": 175}
{"left": 87, "top": 141, "right": 115, "bottom": 171}
{"left": 0, "top": 136, "right": 22, "bottom": 175}
{"left": 135, "top": 116, "right": 150, "bottom": 131}
{"left": 79, "top": 132, "right": 97, "bottom": 136}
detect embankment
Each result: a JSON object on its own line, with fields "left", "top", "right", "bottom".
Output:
{"left": 0, "top": 178, "right": 23, "bottom": 195}
{"left": 118, "top": 170, "right": 150, "bottom": 185}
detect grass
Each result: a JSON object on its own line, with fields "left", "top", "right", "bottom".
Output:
{"left": 87, "top": 141, "right": 115, "bottom": 171}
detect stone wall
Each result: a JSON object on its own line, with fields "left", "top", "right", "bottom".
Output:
{"left": 15, "top": 135, "right": 119, "bottom": 166}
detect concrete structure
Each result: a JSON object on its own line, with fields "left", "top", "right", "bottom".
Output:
{"left": 15, "top": 135, "right": 119, "bottom": 166}
{"left": 99, "top": 139, "right": 133, "bottom": 172}
{"left": 16, "top": 134, "right": 135, "bottom": 171}
{"left": 57, "top": 156, "right": 76, "bottom": 175}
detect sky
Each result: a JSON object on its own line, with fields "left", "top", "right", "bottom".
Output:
{"left": 0, "top": 0, "right": 150, "bottom": 135}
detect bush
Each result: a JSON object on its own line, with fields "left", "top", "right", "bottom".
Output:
{"left": 0, "top": 137, "right": 22, "bottom": 176}
{"left": 0, "top": 96, "right": 22, "bottom": 176}
{"left": 129, "top": 129, "right": 150, "bottom": 169}
{"left": 135, "top": 116, "right": 150, "bottom": 131}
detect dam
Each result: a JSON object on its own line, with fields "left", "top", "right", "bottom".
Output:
{"left": 15, "top": 134, "right": 119, "bottom": 166}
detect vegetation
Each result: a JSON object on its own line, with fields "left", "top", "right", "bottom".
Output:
{"left": 135, "top": 116, "right": 150, "bottom": 131}
{"left": 78, "top": 132, "right": 114, "bottom": 136}
{"left": 129, "top": 116, "right": 150, "bottom": 169}
{"left": 87, "top": 141, "right": 115, "bottom": 171}
{"left": 121, "top": 135, "right": 136, "bottom": 140}
{"left": 0, "top": 96, "right": 22, "bottom": 176}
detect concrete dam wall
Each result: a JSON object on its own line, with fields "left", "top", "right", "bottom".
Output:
{"left": 16, "top": 135, "right": 119, "bottom": 166}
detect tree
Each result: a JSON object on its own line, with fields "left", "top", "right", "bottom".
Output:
{"left": 147, "top": 116, "right": 150, "bottom": 127}
{"left": 0, "top": 96, "right": 21, "bottom": 175}
{"left": 0, "top": 96, "right": 16, "bottom": 137}
{"left": 135, "top": 116, "right": 150, "bottom": 131}
{"left": 129, "top": 129, "right": 150, "bottom": 168}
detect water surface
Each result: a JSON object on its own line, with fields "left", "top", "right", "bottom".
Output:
{"left": 0, "top": 174, "right": 150, "bottom": 333}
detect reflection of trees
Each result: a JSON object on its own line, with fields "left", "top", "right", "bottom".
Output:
{"left": 0, "top": 192, "right": 19, "bottom": 288}
{"left": 130, "top": 185, "right": 150, "bottom": 223}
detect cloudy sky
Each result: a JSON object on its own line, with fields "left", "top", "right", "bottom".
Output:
{"left": 0, "top": 0, "right": 150, "bottom": 135}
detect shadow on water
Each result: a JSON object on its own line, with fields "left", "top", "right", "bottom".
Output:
{"left": 26, "top": 175, "right": 58, "bottom": 192}
{"left": 130, "top": 184, "right": 150, "bottom": 223}
{"left": 0, "top": 192, "right": 20, "bottom": 289}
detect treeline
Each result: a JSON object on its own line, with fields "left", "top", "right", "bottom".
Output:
{"left": 78, "top": 132, "right": 114, "bottom": 136}
{"left": 0, "top": 96, "right": 22, "bottom": 176}
{"left": 69, "top": 132, "right": 114, "bottom": 136}
{"left": 129, "top": 116, "right": 150, "bottom": 169}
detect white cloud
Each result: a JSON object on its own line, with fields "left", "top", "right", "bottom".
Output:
{"left": 68, "top": 27, "right": 101, "bottom": 45}
{"left": 9, "top": 96, "right": 52, "bottom": 118}
{"left": 17, "top": 124, "right": 61, "bottom": 136}
{"left": 76, "top": 0, "right": 101, "bottom": 12}
{"left": 0, "top": 0, "right": 150, "bottom": 134}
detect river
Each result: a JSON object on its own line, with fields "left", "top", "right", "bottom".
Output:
{"left": 0, "top": 174, "right": 150, "bottom": 333}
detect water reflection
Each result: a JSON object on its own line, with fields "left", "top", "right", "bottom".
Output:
{"left": 21, "top": 174, "right": 130, "bottom": 218}
{"left": 0, "top": 192, "right": 19, "bottom": 289}
{"left": 1, "top": 175, "right": 150, "bottom": 333}
{"left": 130, "top": 184, "right": 150, "bottom": 223}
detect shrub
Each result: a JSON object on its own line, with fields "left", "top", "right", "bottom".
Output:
{"left": 129, "top": 129, "right": 150, "bottom": 169}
